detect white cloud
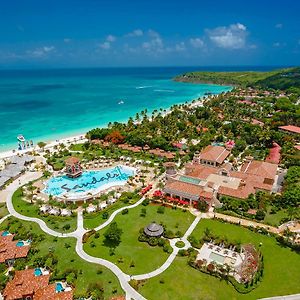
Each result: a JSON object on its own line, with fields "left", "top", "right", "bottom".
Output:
{"left": 206, "top": 23, "right": 248, "bottom": 49}
{"left": 190, "top": 38, "right": 204, "bottom": 48}
{"left": 99, "top": 41, "right": 111, "bottom": 50}
{"left": 106, "top": 35, "right": 116, "bottom": 42}
{"left": 27, "top": 46, "right": 55, "bottom": 58}
{"left": 275, "top": 23, "right": 283, "bottom": 29}
{"left": 148, "top": 29, "right": 160, "bottom": 38}
{"left": 126, "top": 29, "right": 143, "bottom": 37}
{"left": 174, "top": 42, "right": 186, "bottom": 52}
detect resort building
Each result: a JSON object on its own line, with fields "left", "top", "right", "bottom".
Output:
{"left": 3, "top": 269, "right": 73, "bottom": 300}
{"left": 193, "top": 145, "right": 230, "bottom": 167}
{"left": 65, "top": 157, "right": 82, "bottom": 178}
{"left": 0, "top": 154, "right": 34, "bottom": 189}
{"left": 162, "top": 145, "right": 278, "bottom": 206}
{"left": 0, "top": 231, "right": 30, "bottom": 266}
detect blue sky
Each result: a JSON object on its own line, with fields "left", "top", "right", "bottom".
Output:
{"left": 0, "top": 0, "right": 300, "bottom": 68}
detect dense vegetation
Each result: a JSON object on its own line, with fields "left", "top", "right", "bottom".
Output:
{"left": 174, "top": 67, "right": 300, "bottom": 92}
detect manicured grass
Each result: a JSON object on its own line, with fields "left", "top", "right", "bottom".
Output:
{"left": 263, "top": 208, "right": 289, "bottom": 226}
{"left": 175, "top": 241, "right": 185, "bottom": 248}
{"left": 139, "top": 219, "right": 300, "bottom": 300}
{"left": 12, "top": 188, "right": 77, "bottom": 233}
{"left": 84, "top": 205, "right": 195, "bottom": 275}
{"left": 84, "top": 201, "right": 128, "bottom": 230}
{"left": 0, "top": 203, "right": 9, "bottom": 218}
{"left": 0, "top": 217, "right": 123, "bottom": 299}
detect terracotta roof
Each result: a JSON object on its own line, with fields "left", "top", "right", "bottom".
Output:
{"left": 183, "top": 159, "right": 277, "bottom": 200}
{"left": 199, "top": 145, "right": 230, "bottom": 164}
{"left": 164, "top": 181, "right": 203, "bottom": 197}
{"left": 279, "top": 125, "right": 300, "bottom": 134}
{"left": 65, "top": 157, "right": 80, "bottom": 165}
{"left": 241, "top": 160, "right": 277, "bottom": 180}
{"left": 265, "top": 142, "right": 281, "bottom": 164}
{"left": 164, "top": 181, "right": 213, "bottom": 199}
{"left": 251, "top": 119, "right": 264, "bottom": 127}
{"left": 34, "top": 284, "right": 73, "bottom": 300}
{"left": 294, "top": 145, "right": 300, "bottom": 151}
{"left": 0, "top": 233, "right": 30, "bottom": 263}
{"left": 3, "top": 269, "right": 50, "bottom": 300}
{"left": 3, "top": 269, "right": 73, "bottom": 300}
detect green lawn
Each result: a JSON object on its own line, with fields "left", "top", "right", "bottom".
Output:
{"left": 0, "top": 203, "right": 9, "bottom": 218}
{"left": 84, "top": 201, "right": 128, "bottom": 229}
{"left": 139, "top": 219, "right": 300, "bottom": 300}
{"left": 263, "top": 208, "right": 289, "bottom": 226}
{"left": 12, "top": 188, "right": 77, "bottom": 233}
{"left": 84, "top": 205, "right": 195, "bottom": 275}
{"left": 0, "top": 217, "right": 123, "bottom": 299}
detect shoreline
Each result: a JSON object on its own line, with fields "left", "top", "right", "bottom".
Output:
{"left": 0, "top": 88, "right": 231, "bottom": 160}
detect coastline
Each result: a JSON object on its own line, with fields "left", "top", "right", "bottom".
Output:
{"left": 0, "top": 87, "right": 231, "bottom": 160}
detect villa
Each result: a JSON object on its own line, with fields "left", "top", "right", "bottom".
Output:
{"left": 3, "top": 269, "right": 73, "bottom": 300}
{"left": 196, "top": 242, "right": 260, "bottom": 283}
{"left": 0, "top": 231, "right": 30, "bottom": 266}
{"left": 163, "top": 145, "right": 278, "bottom": 207}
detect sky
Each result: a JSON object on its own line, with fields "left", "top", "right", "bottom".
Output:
{"left": 0, "top": 0, "right": 300, "bottom": 68}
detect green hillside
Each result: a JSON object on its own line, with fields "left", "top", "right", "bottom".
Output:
{"left": 174, "top": 67, "right": 300, "bottom": 91}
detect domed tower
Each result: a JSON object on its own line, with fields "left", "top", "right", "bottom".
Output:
{"left": 163, "top": 162, "right": 177, "bottom": 179}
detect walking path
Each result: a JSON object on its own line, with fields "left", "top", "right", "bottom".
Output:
{"left": 209, "top": 212, "right": 279, "bottom": 234}
{"left": 6, "top": 172, "right": 289, "bottom": 299}
{"left": 132, "top": 214, "right": 202, "bottom": 280}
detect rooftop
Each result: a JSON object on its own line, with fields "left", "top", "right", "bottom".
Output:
{"left": 199, "top": 145, "right": 230, "bottom": 164}
{"left": 144, "top": 223, "right": 164, "bottom": 237}
{"left": 278, "top": 125, "right": 300, "bottom": 134}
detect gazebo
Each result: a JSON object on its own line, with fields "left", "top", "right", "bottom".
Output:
{"left": 144, "top": 223, "right": 164, "bottom": 237}
{"left": 65, "top": 157, "right": 82, "bottom": 178}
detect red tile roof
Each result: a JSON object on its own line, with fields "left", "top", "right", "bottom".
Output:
{"left": 3, "top": 269, "right": 73, "bottom": 300}
{"left": 265, "top": 142, "right": 281, "bottom": 164}
{"left": 65, "top": 157, "right": 80, "bottom": 165}
{"left": 164, "top": 181, "right": 213, "bottom": 199}
{"left": 0, "top": 232, "right": 30, "bottom": 263}
{"left": 199, "top": 145, "right": 230, "bottom": 164}
{"left": 3, "top": 269, "right": 50, "bottom": 300}
{"left": 241, "top": 160, "right": 277, "bottom": 180}
{"left": 279, "top": 125, "right": 300, "bottom": 134}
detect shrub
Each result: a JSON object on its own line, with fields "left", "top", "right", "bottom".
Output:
{"left": 122, "top": 208, "right": 129, "bottom": 215}
{"left": 157, "top": 206, "right": 165, "bottom": 214}
{"left": 148, "top": 237, "right": 159, "bottom": 246}
{"left": 163, "top": 244, "right": 173, "bottom": 253}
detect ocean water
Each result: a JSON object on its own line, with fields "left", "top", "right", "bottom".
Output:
{"left": 0, "top": 66, "right": 242, "bottom": 151}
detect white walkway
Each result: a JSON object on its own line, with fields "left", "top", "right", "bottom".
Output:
{"left": 3, "top": 171, "right": 203, "bottom": 300}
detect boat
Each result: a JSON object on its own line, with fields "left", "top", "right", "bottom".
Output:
{"left": 17, "top": 134, "right": 26, "bottom": 142}
{"left": 118, "top": 100, "right": 124, "bottom": 105}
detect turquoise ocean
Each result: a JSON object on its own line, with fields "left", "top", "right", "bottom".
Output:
{"left": 0, "top": 67, "right": 233, "bottom": 151}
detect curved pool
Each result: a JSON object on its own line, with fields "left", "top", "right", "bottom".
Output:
{"left": 43, "top": 165, "right": 135, "bottom": 197}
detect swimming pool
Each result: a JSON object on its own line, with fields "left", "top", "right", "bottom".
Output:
{"left": 16, "top": 241, "right": 24, "bottom": 247}
{"left": 1, "top": 231, "right": 10, "bottom": 236}
{"left": 43, "top": 165, "right": 135, "bottom": 197}
{"left": 209, "top": 252, "right": 225, "bottom": 264}
{"left": 34, "top": 268, "right": 42, "bottom": 276}
{"left": 179, "top": 176, "right": 201, "bottom": 185}
{"left": 56, "top": 282, "right": 64, "bottom": 292}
